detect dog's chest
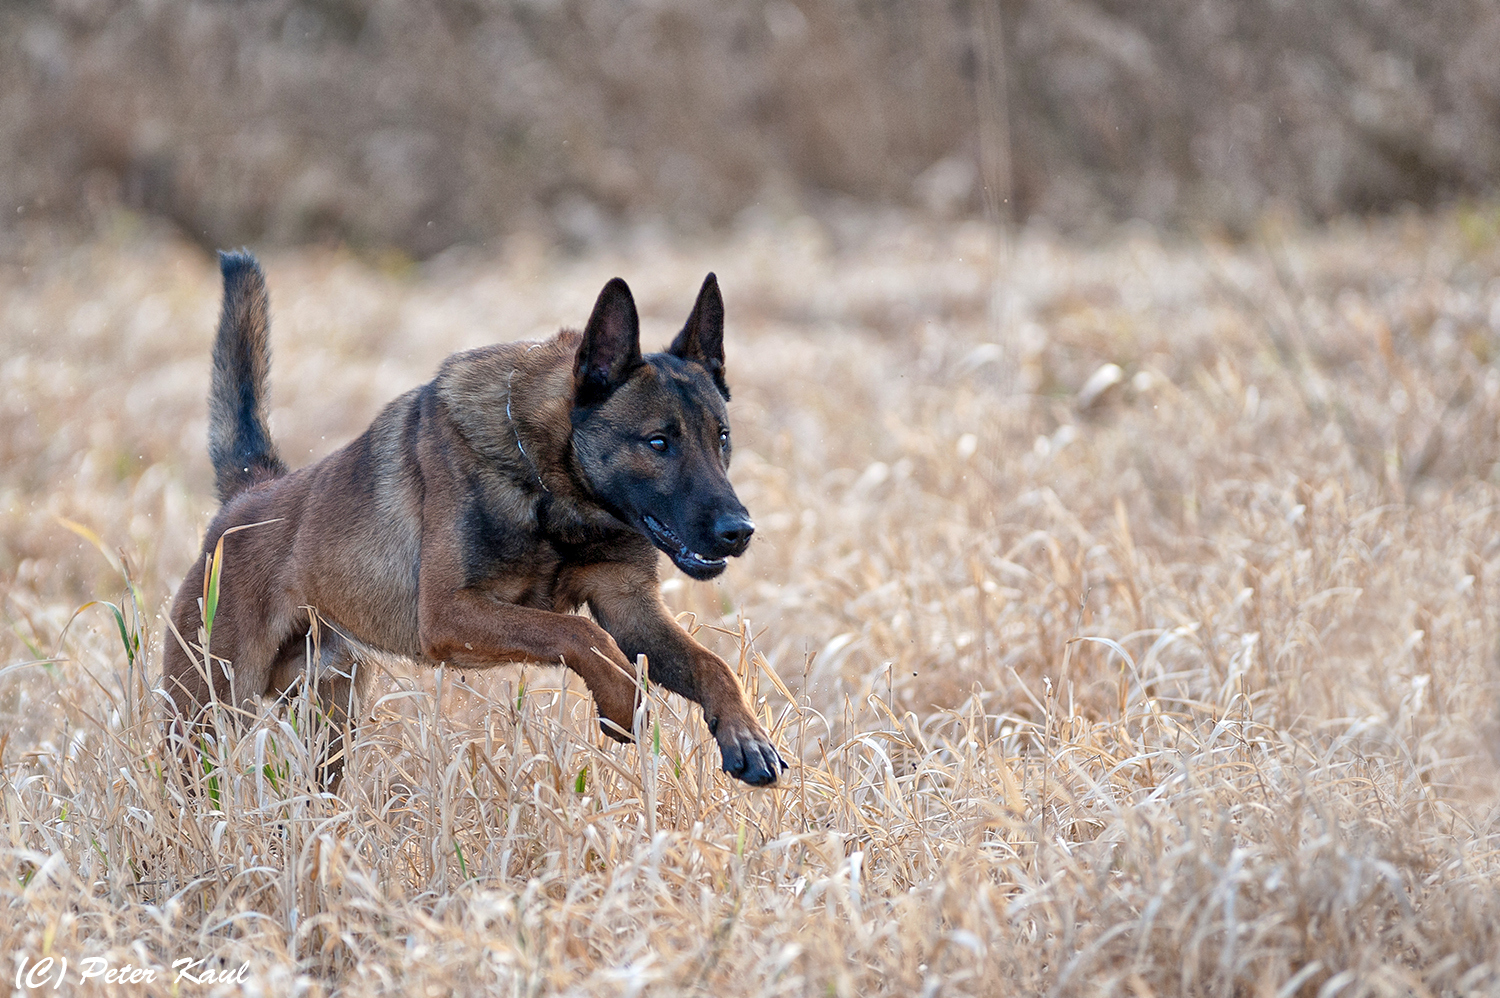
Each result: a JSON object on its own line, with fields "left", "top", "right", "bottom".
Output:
{"left": 458, "top": 495, "right": 607, "bottom": 611}
{"left": 460, "top": 494, "right": 552, "bottom": 582}
{"left": 467, "top": 535, "right": 628, "bottom": 614}
{"left": 459, "top": 481, "right": 643, "bottom": 611}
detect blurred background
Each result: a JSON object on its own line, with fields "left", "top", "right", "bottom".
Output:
{"left": 5, "top": 0, "right": 1499, "bottom": 259}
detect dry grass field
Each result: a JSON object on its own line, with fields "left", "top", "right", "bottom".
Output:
{"left": 3, "top": 208, "right": 1500, "bottom": 995}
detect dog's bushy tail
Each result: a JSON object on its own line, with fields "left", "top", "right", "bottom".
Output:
{"left": 208, "top": 250, "right": 287, "bottom": 503}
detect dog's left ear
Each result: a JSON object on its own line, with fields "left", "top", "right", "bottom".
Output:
{"left": 669, "top": 273, "right": 729, "bottom": 400}
{"left": 576, "top": 277, "right": 643, "bottom": 405}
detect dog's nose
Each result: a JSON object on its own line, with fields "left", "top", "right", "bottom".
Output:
{"left": 714, "top": 513, "right": 755, "bottom": 554}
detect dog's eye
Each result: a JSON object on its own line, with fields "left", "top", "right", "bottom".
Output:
{"left": 648, "top": 436, "right": 669, "bottom": 453}
{"left": 719, "top": 430, "right": 730, "bottom": 448}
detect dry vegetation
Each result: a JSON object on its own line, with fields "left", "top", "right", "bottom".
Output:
{"left": 4, "top": 205, "right": 1500, "bottom": 994}
{"left": 6, "top": 0, "right": 1500, "bottom": 254}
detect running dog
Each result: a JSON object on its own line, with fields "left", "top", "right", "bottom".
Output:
{"left": 160, "top": 252, "right": 786, "bottom": 787}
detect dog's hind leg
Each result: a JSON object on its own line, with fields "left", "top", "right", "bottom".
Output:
{"left": 271, "top": 614, "right": 365, "bottom": 792}
{"left": 313, "top": 641, "right": 362, "bottom": 793}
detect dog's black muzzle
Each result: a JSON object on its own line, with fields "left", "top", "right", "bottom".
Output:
{"left": 642, "top": 506, "right": 754, "bottom": 581}
{"left": 711, "top": 511, "right": 755, "bottom": 557}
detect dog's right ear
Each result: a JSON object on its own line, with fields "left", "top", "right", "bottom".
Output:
{"left": 575, "top": 278, "right": 643, "bottom": 405}
{"left": 669, "top": 272, "right": 729, "bottom": 400}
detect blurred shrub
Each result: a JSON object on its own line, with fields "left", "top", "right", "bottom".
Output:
{"left": 3, "top": 0, "right": 1498, "bottom": 255}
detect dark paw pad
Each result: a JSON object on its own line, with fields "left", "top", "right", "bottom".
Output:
{"left": 719, "top": 730, "right": 789, "bottom": 787}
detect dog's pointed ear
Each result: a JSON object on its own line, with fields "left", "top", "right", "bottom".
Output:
{"left": 669, "top": 272, "right": 729, "bottom": 400}
{"left": 575, "top": 278, "right": 643, "bottom": 405}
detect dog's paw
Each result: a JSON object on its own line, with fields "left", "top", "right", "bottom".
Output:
{"left": 712, "top": 718, "right": 788, "bottom": 786}
{"left": 599, "top": 716, "right": 637, "bottom": 744}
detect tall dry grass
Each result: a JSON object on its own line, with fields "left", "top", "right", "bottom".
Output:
{"left": 5, "top": 0, "right": 1500, "bottom": 254}
{"left": 2, "top": 207, "right": 1500, "bottom": 993}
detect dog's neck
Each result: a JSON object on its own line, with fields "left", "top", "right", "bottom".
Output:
{"left": 503, "top": 336, "right": 632, "bottom": 540}
{"left": 506, "top": 346, "right": 548, "bottom": 493}
{"left": 504, "top": 341, "right": 576, "bottom": 495}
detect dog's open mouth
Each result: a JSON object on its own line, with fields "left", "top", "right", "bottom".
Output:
{"left": 642, "top": 515, "right": 727, "bottom": 578}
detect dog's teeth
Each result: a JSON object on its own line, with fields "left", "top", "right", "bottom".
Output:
{"left": 645, "top": 515, "right": 727, "bottom": 570}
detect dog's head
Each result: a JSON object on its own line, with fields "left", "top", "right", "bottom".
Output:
{"left": 569, "top": 274, "right": 753, "bottom": 580}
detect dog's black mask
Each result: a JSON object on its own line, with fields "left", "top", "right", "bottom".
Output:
{"left": 570, "top": 274, "right": 752, "bottom": 580}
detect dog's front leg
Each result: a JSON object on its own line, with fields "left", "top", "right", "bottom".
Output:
{"left": 417, "top": 590, "right": 642, "bottom": 742}
{"left": 583, "top": 571, "right": 786, "bottom": 786}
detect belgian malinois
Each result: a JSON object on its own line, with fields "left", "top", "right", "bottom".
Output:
{"left": 161, "top": 252, "right": 786, "bottom": 787}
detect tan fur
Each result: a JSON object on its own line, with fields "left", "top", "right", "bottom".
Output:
{"left": 162, "top": 266, "right": 783, "bottom": 788}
